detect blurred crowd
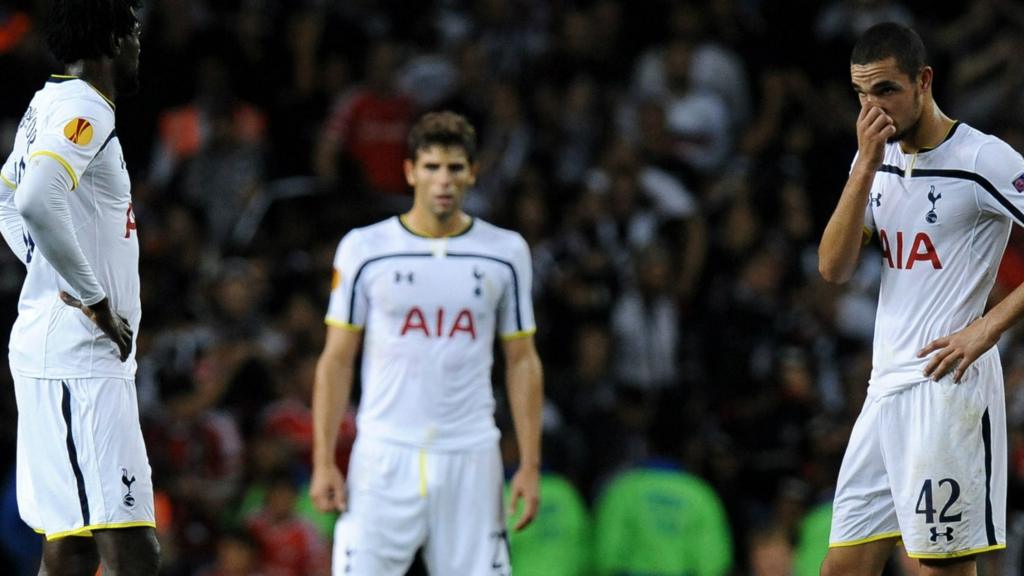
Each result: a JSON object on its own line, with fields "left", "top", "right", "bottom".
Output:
{"left": 3, "top": 0, "right": 1024, "bottom": 574}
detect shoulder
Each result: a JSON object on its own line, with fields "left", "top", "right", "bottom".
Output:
{"left": 338, "top": 217, "right": 402, "bottom": 258}
{"left": 469, "top": 218, "right": 529, "bottom": 255}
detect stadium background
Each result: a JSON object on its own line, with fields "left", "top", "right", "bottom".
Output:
{"left": 2, "top": 0, "right": 1024, "bottom": 574}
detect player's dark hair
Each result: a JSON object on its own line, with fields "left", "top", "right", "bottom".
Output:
{"left": 851, "top": 22, "right": 927, "bottom": 80}
{"left": 47, "top": 0, "right": 141, "bottom": 63}
{"left": 407, "top": 111, "right": 477, "bottom": 163}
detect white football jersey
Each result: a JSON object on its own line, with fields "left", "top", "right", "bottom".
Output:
{"left": 862, "top": 122, "right": 1024, "bottom": 396}
{"left": 1, "top": 76, "right": 140, "bottom": 378}
{"left": 325, "top": 216, "right": 536, "bottom": 450}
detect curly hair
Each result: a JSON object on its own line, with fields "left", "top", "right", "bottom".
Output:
{"left": 406, "top": 111, "right": 478, "bottom": 163}
{"left": 47, "top": 0, "right": 141, "bottom": 63}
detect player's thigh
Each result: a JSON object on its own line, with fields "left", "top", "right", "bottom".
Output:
{"left": 14, "top": 376, "right": 153, "bottom": 537}
{"left": 830, "top": 395, "right": 901, "bottom": 546}
{"left": 820, "top": 537, "right": 898, "bottom": 576}
{"left": 883, "top": 358, "right": 1005, "bottom": 559}
{"left": 422, "top": 444, "right": 508, "bottom": 576}
{"left": 333, "top": 438, "right": 428, "bottom": 576}
{"left": 40, "top": 535, "right": 100, "bottom": 576}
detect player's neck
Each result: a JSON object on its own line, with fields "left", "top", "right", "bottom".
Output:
{"left": 401, "top": 210, "right": 472, "bottom": 238}
{"left": 900, "top": 102, "right": 954, "bottom": 154}
{"left": 69, "top": 60, "right": 117, "bottom": 102}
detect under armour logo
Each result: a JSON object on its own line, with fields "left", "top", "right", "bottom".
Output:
{"left": 121, "top": 468, "right": 136, "bottom": 507}
{"left": 394, "top": 271, "right": 414, "bottom": 284}
{"left": 870, "top": 192, "right": 882, "bottom": 207}
{"left": 929, "top": 525, "right": 954, "bottom": 543}
{"left": 926, "top": 185, "right": 942, "bottom": 223}
{"left": 344, "top": 546, "right": 353, "bottom": 574}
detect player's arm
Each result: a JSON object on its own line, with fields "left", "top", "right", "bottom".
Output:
{"left": 818, "top": 103, "right": 895, "bottom": 283}
{"left": 14, "top": 154, "right": 131, "bottom": 360}
{"left": 502, "top": 334, "right": 543, "bottom": 531}
{"left": 0, "top": 164, "right": 28, "bottom": 265}
{"left": 310, "top": 324, "right": 362, "bottom": 513}
{"left": 919, "top": 140, "right": 1024, "bottom": 382}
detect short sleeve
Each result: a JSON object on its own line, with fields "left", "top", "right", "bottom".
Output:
{"left": 324, "top": 232, "right": 368, "bottom": 330}
{"left": 29, "top": 98, "right": 114, "bottom": 190}
{"left": 498, "top": 234, "right": 537, "bottom": 340}
{"left": 974, "top": 139, "right": 1024, "bottom": 226}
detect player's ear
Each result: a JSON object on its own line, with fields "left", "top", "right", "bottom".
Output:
{"left": 404, "top": 158, "right": 416, "bottom": 186}
{"left": 467, "top": 161, "right": 480, "bottom": 186}
{"left": 919, "top": 66, "right": 933, "bottom": 92}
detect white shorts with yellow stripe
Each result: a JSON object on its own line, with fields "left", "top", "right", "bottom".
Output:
{"left": 333, "top": 436, "right": 509, "bottom": 575}
{"left": 829, "top": 352, "right": 1006, "bottom": 559}
{"left": 14, "top": 375, "right": 155, "bottom": 540}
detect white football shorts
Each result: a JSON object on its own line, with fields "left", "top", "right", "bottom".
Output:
{"left": 333, "top": 436, "right": 510, "bottom": 575}
{"left": 829, "top": 351, "right": 1006, "bottom": 558}
{"left": 14, "top": 375, "right": 155, "bottom": 540}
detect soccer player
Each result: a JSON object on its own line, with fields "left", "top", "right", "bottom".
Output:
{"left": 310, "top": 111, "right": 543, "bottom": 575}
{"left": 0, "top": 1, "right": 159, "bottom": 574}
{"left": 818, "top": 22, "right": 1024, "bottom": 576}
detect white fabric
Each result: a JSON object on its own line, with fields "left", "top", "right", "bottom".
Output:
{"left": 860, "top": 123, "right": 1024, "bottom": 397}
{"left": 325, "top": 216, "right": 535, "bottom": 450}
{"left": 830, "top": 350, "right": 1006, "bottom": 557}
{"left": 14, "top": 375, "right": 154, "bottom": 539}
{"left": 332, "top": 437, "right": 508, "bottom": 575}
{"left": 15, "top": 154, "right": 104, "bottom": 304}
{"left": 0, "top": 77, "right": 140, "bottom": 379}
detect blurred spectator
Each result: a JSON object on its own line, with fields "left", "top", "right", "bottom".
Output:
{"left": 593, "top": 391, "right": 734, "bottom": 576}
{"left": 244, "top": 472, "right": 330, "bottom": 576}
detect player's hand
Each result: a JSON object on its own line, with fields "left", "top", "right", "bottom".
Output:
{"left": 310, "top": 464, "right": 347, "bottom": 513}
{"left": 507, "top": 466, "right": 540, "bottom": 531}
{"left": 918, "top": 316, "right": 998, "bottom": 383}
{"left": 854, "top": 104, "right": 896, "bottom": 173}
{"left": 60, "top": 292, "right": 133, "bottom": 362}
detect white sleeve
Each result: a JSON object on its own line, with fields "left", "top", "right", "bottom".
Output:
{"left": 974, "top": 139, "right": 1024, "bottom": 225}
{"left": 497, "top": 234, "right": 537, "bottom": 339}
{"left": 0, "top": 170, "right": 28, "bottom": 265}
{"left": 14, "top": 154, "right": 105, "bottom": 304}
{"left": 325, "top": 232, "right": 368, "bottom": 328}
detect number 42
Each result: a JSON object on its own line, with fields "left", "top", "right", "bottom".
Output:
{"left": 916, "top": 478, "right": 962, "bottom": 524}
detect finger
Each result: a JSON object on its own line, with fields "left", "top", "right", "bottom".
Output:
{"left": 868, "top": 113, "right": 893, "bottom": 136}
{"left": 931, "top": 352, "right": 962, "bottom": 381}
{"left": 953, "top": 353, "right": 978, "bottom": 383}
{"left": 922, "top": 347, "right": 951, "bottom": 376}
{"left": 514, "top": 497, "right": 539, "bottom": 531}
{"left": 507, "top": 488, "right": 521, "bottom": 517}
{"left": 335, "top": 483, "right": 348, "bottom": 513}
{"left": 918, "top": 338, "right": 948, "bottom": 357}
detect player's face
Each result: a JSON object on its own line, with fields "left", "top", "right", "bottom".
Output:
{"left": 405, "top": 145, "right": 477, "bottom": 221}
{"left": 114, "top": 18, "right": 142, "bottom": 96}
{"left": 851, "top": 57, "right": 927, "bottom": 143}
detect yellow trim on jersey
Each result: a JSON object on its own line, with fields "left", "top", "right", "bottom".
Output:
{"left": 0, "top": 173, "right": 14, "bottom": 189}
{"left": 28, "top": 150, "right": 78, "bottom": 190}
{"left": 862, "top": 226, "right": 872, "bottom": 245}
{"left": 501, "top": 328, "right": 537, "bottom": 341}
{"left": 83, "top": 82, "right": 116, "bottom": 110}
{"left": 50, "top": 74, "right": 78, "bottom": 79}
{"left": 418, "top": 449, "right": 428, "bottom": 498}
{"left": 906, "top": 544, "right": 1005, "bottom": 559}
{"left": 44, "top": 521, "right": 157, "bottom": 541}
{"left": 399, "top": 214, "right": 474, "bottom": 238}
{"left": 325, "top": 319, "right": 364, "bottom": 331}
{"left": 828, "top": 531, "right": 902, "bottom": 548}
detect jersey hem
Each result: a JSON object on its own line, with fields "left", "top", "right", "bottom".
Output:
{"left": 325, "top": 318, "right": 363, "bottom": 331}
{"left": 829, "top": 531, "right": 902, "bottom": 547}
{"left": 28, "top": 150, "right": 79, "bottom": 189}
{"left": 42, "top": 521, "right": 156, "bottom": 541}
{"left": 906, "top": 544, "right": 1005, "bottom": 559}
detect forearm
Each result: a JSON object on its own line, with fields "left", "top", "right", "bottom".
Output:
{"left": 14, "top": 155, "right": 104, "bottom": 304}
{"left": 506, "top": 351, "right": 543, "bottom": 470}
{"left": 818, "top": 167, "right": 876, "bottom": 283}
{"left": 0, "top": 182, "right": 28, "bottom": 265}
{"left": 981, "top": 281, "right": 1024, "bottom": 339}
{"left": 311, "top": 353, "right": 354, "bottom": 469}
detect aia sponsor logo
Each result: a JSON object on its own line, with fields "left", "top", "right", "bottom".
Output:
{"left": 879, "top": 229, "right": 942, "bottom": 270}
{"left": 400, "top": 306, "right": 477, "bottom": 339}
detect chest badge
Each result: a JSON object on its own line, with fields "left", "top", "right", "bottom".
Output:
{"left": 472, "top": 267, "right": 484, "bottom": 297}
{"left": 926, "top": 186, "right": 942, "bottom": 223}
